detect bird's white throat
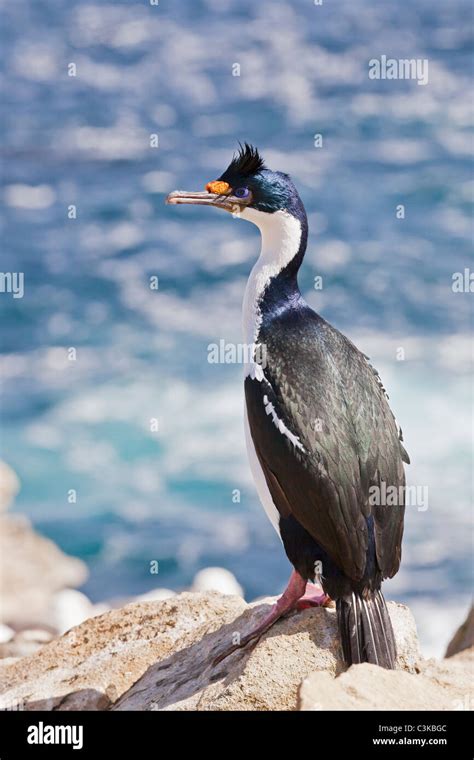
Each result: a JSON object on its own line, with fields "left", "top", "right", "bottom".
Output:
{"left": 241, "top": 208, "right": 302, "bottom": 377}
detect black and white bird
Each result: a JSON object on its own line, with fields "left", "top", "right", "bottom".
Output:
{"left": 167, "top": 144, "right": 409, "bottom": 669}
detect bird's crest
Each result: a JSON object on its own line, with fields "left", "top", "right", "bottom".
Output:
{"left": 222, "top": 143, "right": 266, "bottom": 179}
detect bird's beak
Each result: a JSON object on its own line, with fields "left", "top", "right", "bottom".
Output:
{"left": 166, "top": 189, "right": 250, "bottom": 214}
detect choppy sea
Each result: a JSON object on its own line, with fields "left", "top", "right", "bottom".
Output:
{"left": 1, "top": 0, "right": 472, "bottom": 656}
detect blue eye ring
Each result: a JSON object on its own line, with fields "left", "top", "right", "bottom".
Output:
{"left": 234, "top": 187, "right": 250, "bottom": 199}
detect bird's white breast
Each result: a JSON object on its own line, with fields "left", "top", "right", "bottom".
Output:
{"left": 240, "top": 207, "right": 303, "bottom": 535}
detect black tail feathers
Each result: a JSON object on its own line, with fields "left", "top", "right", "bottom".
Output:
{"left": 337, "top": 590, "right": 397, "bottom": 669}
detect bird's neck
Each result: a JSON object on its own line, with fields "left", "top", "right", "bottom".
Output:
{"left": 242, "top": 208, "right": 308, "bottom": 353}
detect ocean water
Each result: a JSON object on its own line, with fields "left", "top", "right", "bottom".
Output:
{"left": 0, "top": 0, "right": 472, "bottom": 657}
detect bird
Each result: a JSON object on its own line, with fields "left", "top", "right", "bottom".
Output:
{"left": 166, "top": 143, "right": 410, "bottom": 669}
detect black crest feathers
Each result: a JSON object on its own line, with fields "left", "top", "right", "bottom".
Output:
{"left": 222, "top": 143, "right": 266, "bottom": 179}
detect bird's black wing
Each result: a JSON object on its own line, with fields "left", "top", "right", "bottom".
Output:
{"left": 246, "top": 306, "right": 408, "bottom": 582}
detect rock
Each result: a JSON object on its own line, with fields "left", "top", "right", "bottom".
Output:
{"left": 102, "top": 588, "right": 175, "bottom": 611}
{"left": 0, "top": 515, "right": 88, "bottom": 631}
{"left": 0, "top": 461, "right": 20, "bottom": 512}
{"left": 191, "top": 567, "right": 244, "bottom": 597}
{"left": 0, "top": 629, "right": 55, "bottom": 660}
{"left": 0, "top": 625, "right": 14, "bottom": 644}
{"left": 298, "top": 648, "right": 474, "bottom": 711}
{"left": 133, "top": 588, "right": 176, "bottom": 602}
{"left": 0, "top": 657, "right": 20, "bottom": 668}
{"left": 0, "top": 591, "right": 417, "bottom": 711}
{"left": 13, "top": 629, "right": 52, "bottom": 644}
{"left": 52, "top": 590, "right": 101, "bottom": 635}
{"left": 446, "top": 605, "right": 474, "bottom": 658}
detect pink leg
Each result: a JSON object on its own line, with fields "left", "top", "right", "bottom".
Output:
{"left": 213, "top": 571, "right": 331, "bottom": 665}
{"left": 297, "top": 581, "right": 333, "bottom": 610}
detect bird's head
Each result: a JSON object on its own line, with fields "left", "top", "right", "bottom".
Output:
{"left": 166, "top": 143, "right": 306, "bottom": 230}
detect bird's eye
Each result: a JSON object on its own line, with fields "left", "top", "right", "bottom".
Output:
{"left": 234, "top": 187, "right": 250, "bottom": 199}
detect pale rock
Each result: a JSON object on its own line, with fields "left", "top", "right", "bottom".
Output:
{"left": 91, "top": 603, "right": 110, "bottom": 617}
{"left": 133, "top": 588, "right": 176, "bottom": 603}
{"left": 0, "top": 629, "right": 55, "bottom": 660}
{"left": 0, "top": 461, "right": 20, "bottom": 512}
{"left": 15, "top": 629, "right": 52, "bottom": 644}
{"left": 0, "top": 515, "right": 88, "bottom": 630}
{"left": 0, "top": 591, "right": 417, "bottom": 711}
{"left": 0, "top": 657, "right": 20, "bottom": 667}
{"left": 52, "top": 589, "right": 98, "bottom": 635}
{"left": 0, "top": 625, "right": 14, "bottom": 644}
{"left": 298, "top": 648, "right": 474, "bottom": 711}
{"left": 191, "top": 567, "right": 244, "bottom": 597}
{"left": 446, "top": 605, "right": 474, "bottom": 658}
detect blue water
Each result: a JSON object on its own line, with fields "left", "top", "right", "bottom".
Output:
{"left": 1, "top": 0, "right": 472, "bottom": 655}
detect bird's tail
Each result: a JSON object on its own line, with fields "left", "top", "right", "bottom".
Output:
{"left": 336, "top": 590, "right": 397, "bottom": 669}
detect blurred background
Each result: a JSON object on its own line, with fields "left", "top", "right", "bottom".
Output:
{"left": 0, "top": 0, "right": 472, "bottom": 657}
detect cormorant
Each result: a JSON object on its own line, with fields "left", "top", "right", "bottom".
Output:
{"left": 167, "top": 144, "right": 410, "bottom": 669}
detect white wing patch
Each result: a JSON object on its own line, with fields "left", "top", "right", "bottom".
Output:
{"left": 247, "top": 355, "right": 265, "bottom": 382}
{"left": 263, "top": 394, "right": 305, "bottom": 452}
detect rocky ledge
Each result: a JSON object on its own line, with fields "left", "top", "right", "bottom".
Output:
{"left": 1, "top": 590, "right": 471, "bottom": 711}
